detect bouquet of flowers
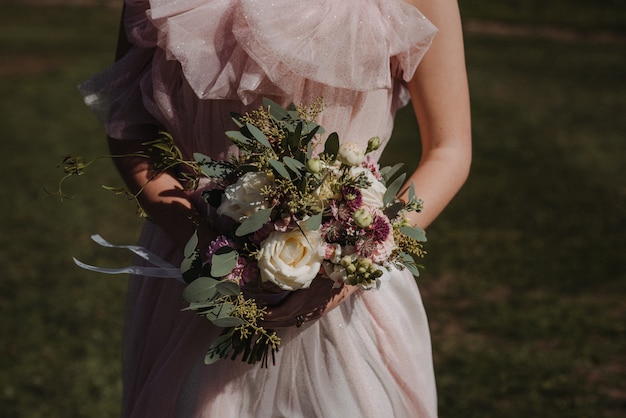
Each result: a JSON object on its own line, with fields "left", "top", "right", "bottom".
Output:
{"left": 171, "top": 98, "right": 426, "bottom": 365}
{"left": 57, "top": 98, "right": 427, "bottom": 366}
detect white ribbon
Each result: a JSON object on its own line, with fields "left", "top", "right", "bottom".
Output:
{"left": 73, "top": 234, "right": 185, "bottom": 282}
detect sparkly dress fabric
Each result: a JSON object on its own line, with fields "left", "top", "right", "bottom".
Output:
{"left": 80, "top": 0, "right": 439, "bottom": 416}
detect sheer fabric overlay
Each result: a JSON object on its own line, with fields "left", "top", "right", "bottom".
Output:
{"left": 80, "top": 0, "right": 439, "bottom": 416}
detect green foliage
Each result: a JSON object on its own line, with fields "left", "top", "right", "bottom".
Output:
{"left": 210, "top": 248, "right": 239, "bottom": 278}
{"left": 398, "top": 225, "right": 427, "bottom": 243}
{"left": 382, "top": 172, "right": 406, "bottom": 206}
{"left": 235, "top": 207, "right": 274, "bottom": 236}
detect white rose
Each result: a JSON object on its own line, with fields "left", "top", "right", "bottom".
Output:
{"left": 337, "top": 142, "right": 365, "bottom": 166}
{"left": 217, "top": 172, "right": 273, "bottom": 222}
{"left": 350, "top": 166, "right": 387, "bottom": 208}
{"left": 257, "top": 228, "right": 324, "bottom": 291}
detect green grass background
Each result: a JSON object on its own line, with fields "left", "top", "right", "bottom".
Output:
{"left": 1, "top": 1, "right": 624, "bottom": 417}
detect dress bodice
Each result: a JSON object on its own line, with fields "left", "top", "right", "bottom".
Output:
{"left": 81, "top": 0, "right": 436, "bottom": 161}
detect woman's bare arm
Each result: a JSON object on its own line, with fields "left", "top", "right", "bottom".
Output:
{"left": 401, "top": 0, "right": 472, "bottom": 229}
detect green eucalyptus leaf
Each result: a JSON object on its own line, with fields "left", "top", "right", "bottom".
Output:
{"left": 324, "top": 132, "right": 339, "bottom": 159}
{"left": 304, "top": 211, "right": 323, "bottom": 231}
{"left": 230, "top": 112, "right": 244, "bottom": 127}
{"left": 213, "top": 302, "right": 236, "bottom": 319}
{"left": 210, "top": 248, "right": 239, "bottom": 277}
{"left": 226, "top": 130, "right": 251, "bottom": 145}
{"left": 195, "top": 153, "right": 235, "bottom": 178}
{"left": 290, "top": 146, "right": 305, "bottom": 163}
{"left": 379, "top": 163, "right": 405, "bottom": 183}
{"left": 219, "top": 302, "right": 236, "bottom": 316}
{"left": 400, "top": 252, "right": 421, "bottom": 278}
{"left": 184, "top": 231, "right": 199, "bottom": 259}
{"left": 383, "top": 173, "right": 406, "bottom": 205}
{"left": 212, "top": 316, "right": 245, "bottom": 327}
{"left": 180, "top": 255, "right": 201, "bottom": 283}
{"left": 216, "top": 280, "right": 241, "bottom": 296}
{"left": 269, "top": 159, "right": 291, "bottom": 179}
{"left": 399, "top": 225, "right": 427, "bottom": 242}
{"left": 306, "top": 142, "right": 314, "bottom": 160}
{"left": 193, "top": 152, "right": 210, "bottom": 163}
{"left": 181, "top": 233, "right": 201, "bottom": 281}
{"left": 283, "top": 156, "right": 305, "bottom": 176}
{"left": 182, "top": 276, "right": 221, "bottom": 303}
{"left": 290, "top": 122, "right": 303, "bottom": 149}
{"left": 302, "top": 124, "right": 321, "bottom": 146}
{"left": 383, "top": 201, "right": 404, "bottom": 220}
{"left": 204, "top": 302, "right": 234, "bottom": 321}
{"left": 246, "top": 123, "right": 272, "bottom": 148}
{"left": 205, "top": 334, "right": 233, "bottom": 364}
{"left": 235, "top": 207, "right": 273, "bottom": 236}
{"left": 263, "top": 98, "right": 289, "bottom": 121}
{"left": 183, "top": 301, "right": 218, "bottom": 311}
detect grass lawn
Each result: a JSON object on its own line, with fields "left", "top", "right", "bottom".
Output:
{"left": 0, "top": 2, "right": 624, "bottom": 417}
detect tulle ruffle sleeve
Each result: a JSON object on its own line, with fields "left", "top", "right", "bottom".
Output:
{"left": 150, "top": 0, "right": 437, "bottom": 103}
{"left": 80, "top": 0, "right": 436, "bottom": 139}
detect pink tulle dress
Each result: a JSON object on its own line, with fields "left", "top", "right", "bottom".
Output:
{"left": 80, "top": 0, "right": 439, "bottom": 416}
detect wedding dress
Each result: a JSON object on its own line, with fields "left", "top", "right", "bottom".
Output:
{"left": 80, "top": 0, "right": 439, "bottom": 416}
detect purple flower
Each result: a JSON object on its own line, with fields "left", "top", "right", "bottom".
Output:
{"left": 342, "top": 185, "right": 363, "bottom": 212}
{"left": 321, "top": 219, "right": 345, "bottom": 243}
{"left": 371, "top": 212, "right": 391, "bottom": 242}
{"left": 238, "top": 259, "right": 260, "bottom": 286}
{"left": 329, "top": 200, "right": 352, "bottom": 222}
{"left": 205, "top": 235, "right": 235, "bottom": 263}
{"left": 251, "top": 223, "right": 275, "bottom": 245}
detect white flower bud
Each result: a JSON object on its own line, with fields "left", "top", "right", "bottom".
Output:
{"left": 353, "top": 207, "right": 373, "bottom": 228}
{"left": 366, "top": 136, "right": 381, "bottom": 153}
{"left": 307, "top": 157, "right": 322, "bottom": 173}
{"left": 337, "top": 142, "right": 365, "bottom": 166}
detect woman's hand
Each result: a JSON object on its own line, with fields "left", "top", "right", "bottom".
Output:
{"left": 258, "top": 278, "right": 360, "bottom": 328}
{"left": 107, "top": 137, "right": 215, "bottom": 251}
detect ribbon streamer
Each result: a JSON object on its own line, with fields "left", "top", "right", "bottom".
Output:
{"left": 73, "top": 234, "right": 184, "bottom": 282}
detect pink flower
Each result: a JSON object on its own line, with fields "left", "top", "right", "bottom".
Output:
{"left": 320, "top": 243, "right": 342, "bottom": 263}
{"left": 355, "top": 211, "right": 394, "bottom": 263}
{"left": 357, "top": 233, "right": 395, "bottom": 264}
{"left": 362, "top": 155, "right": 382, "bottom": 180}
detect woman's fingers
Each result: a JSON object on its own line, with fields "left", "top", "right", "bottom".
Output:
{"left": 258, "top": 278, "right": 358, "bottom": 328}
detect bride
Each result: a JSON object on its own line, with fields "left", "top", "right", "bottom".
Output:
{"left": 80, "top": 0, "right": 471, "bottom": 416}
